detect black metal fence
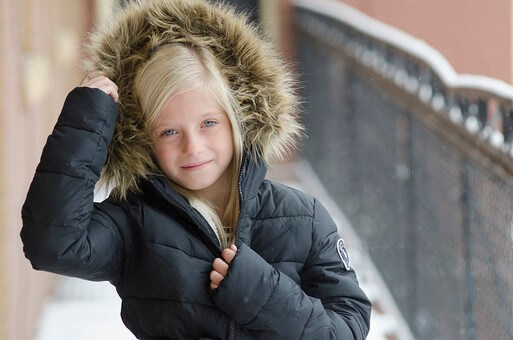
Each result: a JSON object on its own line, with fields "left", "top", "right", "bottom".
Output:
{"left": 293, "top": 4, "right": 513, "bottom": 340}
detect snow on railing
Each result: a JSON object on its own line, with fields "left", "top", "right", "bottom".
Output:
{"left": 293, "top": 0, "right": 513, "bottom": 158}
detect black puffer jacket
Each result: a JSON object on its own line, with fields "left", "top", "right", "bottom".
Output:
{"left": 21, "top": 0, "right": 371, "bottom": 338}
{"left": 22, "top": 87, "right": 371, "bottom": 339}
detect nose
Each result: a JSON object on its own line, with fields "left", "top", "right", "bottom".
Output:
{"left": 182, "top": 131, "right": 204, "bottom": 156}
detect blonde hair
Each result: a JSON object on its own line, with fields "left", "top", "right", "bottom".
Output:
{"left": 133, "top": 43, "right": 244, "bottom": 248}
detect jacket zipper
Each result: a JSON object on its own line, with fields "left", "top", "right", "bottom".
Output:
{"left": 229, "top": 320, "right": 235, "bottom": 340}
{"left": 233, "top": 152, "right": 247, "bottom": 247}
{"left": 149, "top": 179, "right": 222, "bottom": 255}
{"left": 228, "top": 152, "right": 247, "bottom": 340}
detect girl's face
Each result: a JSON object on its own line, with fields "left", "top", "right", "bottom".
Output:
{"left": 152, "top": 86, "right": 234, "bottom": 194}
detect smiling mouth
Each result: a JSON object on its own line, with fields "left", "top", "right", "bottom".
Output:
{"left": 181, "top": 160, "right": 212, "bottom": 170}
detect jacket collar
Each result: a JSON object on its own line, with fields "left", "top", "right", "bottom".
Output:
{"left": 238, "top": 150, "right": 268, "bottom": 203}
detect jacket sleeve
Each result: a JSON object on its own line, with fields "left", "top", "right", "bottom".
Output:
{"left": 210, "top": 198, "right": 371, "bottom": 339}
{"left": 20, "top": 87, "right": 132, "bottom": 284}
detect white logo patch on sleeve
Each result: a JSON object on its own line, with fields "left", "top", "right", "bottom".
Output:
{"left": 336, "top": 238, "right": 350, "bottom": 271}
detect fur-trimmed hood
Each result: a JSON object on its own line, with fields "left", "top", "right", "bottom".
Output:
{"left": 82, "top": 0, "right": 304, "bottom": 196}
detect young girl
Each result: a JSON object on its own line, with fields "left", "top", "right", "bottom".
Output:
{"left": 21, "top": 0, "right": 371, "bottom": 339}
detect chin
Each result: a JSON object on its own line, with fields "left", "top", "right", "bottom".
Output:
{"left": 185, "top": 186, "right": 207, "bottom": 191}
{"left": 181, "top": 181, "right": 212, "bottom": 191}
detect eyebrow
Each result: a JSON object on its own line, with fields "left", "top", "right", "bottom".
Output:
{"left": 200, "top": 111, "right": 224, "bottom": 116}
{"left": 154, "top": 111, "right": 225, "bottom": 128}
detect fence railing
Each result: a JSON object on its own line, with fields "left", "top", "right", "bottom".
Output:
{"left": 292, "top": 1, "right": 513, "bottom": 339}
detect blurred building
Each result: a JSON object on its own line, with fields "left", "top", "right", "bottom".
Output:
{"left": 340, "top": 0, "right": 513, "bottom": 84}
{"left": 0, "top": 1, "right": 115, "bottom": 339}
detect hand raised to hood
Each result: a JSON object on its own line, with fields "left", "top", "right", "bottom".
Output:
{"left": 79, "top": 72, "right": 119, "bottom": 103}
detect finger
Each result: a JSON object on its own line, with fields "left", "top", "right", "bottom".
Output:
{"left": 210, "top": 270, "right": 224, "bottom": 286}
{"left": 82, "top": 75, "right": 119, "bottom": 92}
{"left": 86, "top": 81, "right": 119, "bottom": 102}
{"left": 79, "top": 74, "right": 89, "bottom": 86}
{"left": 86, "top": 71, "right": 106, "bottom": 79}
{"left": 230, "top": 244, "right": 237, "bottom": 252}
{"left": 97, "top": 85, "right": 119, "bottom": 103}
{"left": 210, "top": 282, "right": 218, "bottom": 290}
{"left": 79, "top": 72, "right": 105, "bottom": 86}
{"left": 86, "top": 77, "right": 118, "bottom": 91}
{"left": 213, "top": 258, "right": 229, "bottom": 276}
{"left": 79, "top": 75, "right": 120, "bottom": 103}
{"left": 107, "top": 85, "right": 119, "bottom": 102}
{"left": 222, "top": 248, "right": 236, "bottom": 264}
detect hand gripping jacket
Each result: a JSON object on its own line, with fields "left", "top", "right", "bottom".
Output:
{"left": 21, "top": 0, "right": 371, "bottom": 338}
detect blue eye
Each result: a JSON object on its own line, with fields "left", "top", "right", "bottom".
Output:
{"left": 204, "top": 120, "right": 217, "bottom": 127}
{"left": 161, "top": 129, "right": 176, "bottom": 136}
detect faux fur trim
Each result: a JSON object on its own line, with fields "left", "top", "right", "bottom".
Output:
{"left": 82, "top": 0, "right": 304, "bottom": 198}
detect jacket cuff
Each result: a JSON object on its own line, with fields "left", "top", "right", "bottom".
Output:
{"left": 209, "top": 243, "right": 278, "bottom": 324}
{"left": 58, "top": 86, "right": 119, "bottom": 144}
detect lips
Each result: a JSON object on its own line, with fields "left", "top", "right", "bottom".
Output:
{"left": 181, "top": 160, "right": 212, "bottom": 169}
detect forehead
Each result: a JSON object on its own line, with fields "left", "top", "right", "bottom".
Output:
{"left": 157, "top": 87, "right": 224, "bottom": 122}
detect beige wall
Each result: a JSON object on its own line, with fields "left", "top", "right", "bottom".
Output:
{"left": 340, "top": 0, "right": 513, "bottom": 84}
{"left": 0, "top": 0, "right": 94, "bottom": 339}
{"left": 259, "top": 0, "right": 296, "bottom": 63}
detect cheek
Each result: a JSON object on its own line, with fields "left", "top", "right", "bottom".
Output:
{"left": 227, "top": 139, "right": 234, "bottom": 158}
{"left": 153, "top": 142, "right": 174, "bottom": 165}
{"left": 221, "top": 130, "right": 234, "bottom": 159}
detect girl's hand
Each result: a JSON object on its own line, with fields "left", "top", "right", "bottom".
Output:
{"left": 79, "top": 72, "right": 119, "bottom": 103}
{"left": 210, "top": 244, "right": 237, "bottom": 289}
